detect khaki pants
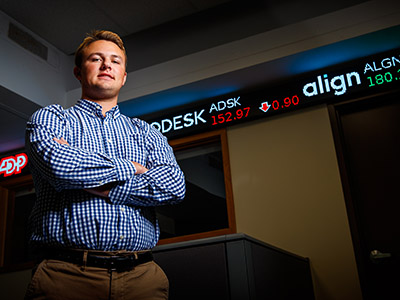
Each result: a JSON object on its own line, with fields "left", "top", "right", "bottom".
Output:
{"left": 24, "top": 259, "right": 169, "bottom": 300}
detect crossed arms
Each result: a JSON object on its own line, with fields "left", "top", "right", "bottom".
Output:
{"left": 53, "top": 137, "right": 148, "bottom": 198}
{"left": 27, "top": 105, "right": 185, "bottom": 207}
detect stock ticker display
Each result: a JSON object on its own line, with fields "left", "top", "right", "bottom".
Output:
{"left": 145, "top": 48, "right": 400, "bottom": 139}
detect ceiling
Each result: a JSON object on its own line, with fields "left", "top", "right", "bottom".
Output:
{"left": 0, "top": 0, "right": 399, "bottom": 155}
{"left": 0, "top": 0, "right": 231, "bottom": 55}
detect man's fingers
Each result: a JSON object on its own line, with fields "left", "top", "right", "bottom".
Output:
{"left": 54, "top": 137, "right": 70, "bottom": 146}
{"left": 132, "top": 161, "right": 148, "bottom": 174}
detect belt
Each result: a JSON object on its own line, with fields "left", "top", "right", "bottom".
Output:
{"left": 40, "top": 248, "right": 153, "bottom": 272}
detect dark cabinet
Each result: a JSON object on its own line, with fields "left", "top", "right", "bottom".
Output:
{"left": 153, "top": 233, "right": 314, "bottom": 300}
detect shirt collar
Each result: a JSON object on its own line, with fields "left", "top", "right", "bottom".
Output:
{"left": 76, "top": 99, "right": 121, "bottom": 119}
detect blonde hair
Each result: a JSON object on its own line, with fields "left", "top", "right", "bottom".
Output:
{"left": 74, "top": 30, "right": 127, "bottom": 68}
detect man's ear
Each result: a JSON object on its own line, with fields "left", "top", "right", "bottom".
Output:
{"left": 73, "top": 67, "right": 81, "bottom": 81}
{"left": 122, "top": 72, "right": 127, "bottom": 86}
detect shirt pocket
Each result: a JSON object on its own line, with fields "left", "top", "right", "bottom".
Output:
{"left": 121, "top": 133, "right": 147, "bottom": 166}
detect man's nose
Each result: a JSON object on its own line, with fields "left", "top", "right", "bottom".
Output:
{"left": 101, "top": 59, "right": 111, "bottom": 70}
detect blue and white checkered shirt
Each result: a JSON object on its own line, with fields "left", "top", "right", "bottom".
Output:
{"left": 26, "top": 99, "right": 185, "bottom": 251}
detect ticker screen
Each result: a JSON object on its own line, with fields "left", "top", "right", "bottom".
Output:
{"left": 145, "top": 48, "right": 400, "bottom": 139}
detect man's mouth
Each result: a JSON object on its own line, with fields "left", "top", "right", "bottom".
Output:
{"left": 98, "top": 73, "right": 114, "bottom": 80}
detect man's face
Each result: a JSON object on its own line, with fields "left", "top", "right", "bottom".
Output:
{"left": 75, "top": 40, "right": 127, "bottom": 101}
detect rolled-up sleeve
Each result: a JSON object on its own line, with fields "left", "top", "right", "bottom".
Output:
{"left": 108, "top": 122, "right": 185, "bottom": 206}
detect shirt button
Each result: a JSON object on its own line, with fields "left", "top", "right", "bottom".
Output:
{"left": 107, "top": 138, "right": 112, "bottom": 143}
{"left": 120, "top": 235, "right": 124, "bottom": 240}
{"left": 121, "top": 207, "right": 125, "bottom": 212}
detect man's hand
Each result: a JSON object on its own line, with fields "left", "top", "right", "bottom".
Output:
{"left": 54, "top": 137, "right": 69, "bottom": 146}
{"left": 132, "top": 161, "right": 148, "bottom": 174}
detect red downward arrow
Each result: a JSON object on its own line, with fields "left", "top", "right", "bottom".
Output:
{"left": 259, "top": 102, "right": 270, "bottom": 112}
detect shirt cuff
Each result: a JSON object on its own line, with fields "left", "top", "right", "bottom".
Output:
{"left": 108, "top": 175, "right": 150, "bottom": 205}
{"left": 112, "top": 158, "right": 136, "bottom": 181}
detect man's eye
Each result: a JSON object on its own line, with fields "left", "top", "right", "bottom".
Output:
{"left": 112, "top": 60, "right": 120, "bottom": 64}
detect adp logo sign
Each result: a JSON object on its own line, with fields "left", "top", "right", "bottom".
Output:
{"left": 0, "top": 153, "right": 28, "bottom": 177}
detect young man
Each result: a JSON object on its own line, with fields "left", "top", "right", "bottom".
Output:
{"left": 25, "top": 30, "right": 185, "bottom": 300}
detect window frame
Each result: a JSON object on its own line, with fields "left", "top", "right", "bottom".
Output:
{"left": 0, "top": 174, "right": 35, "bottom": 272}
{"left": 157, "top": 128, "right": 236, "bottom": 245}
